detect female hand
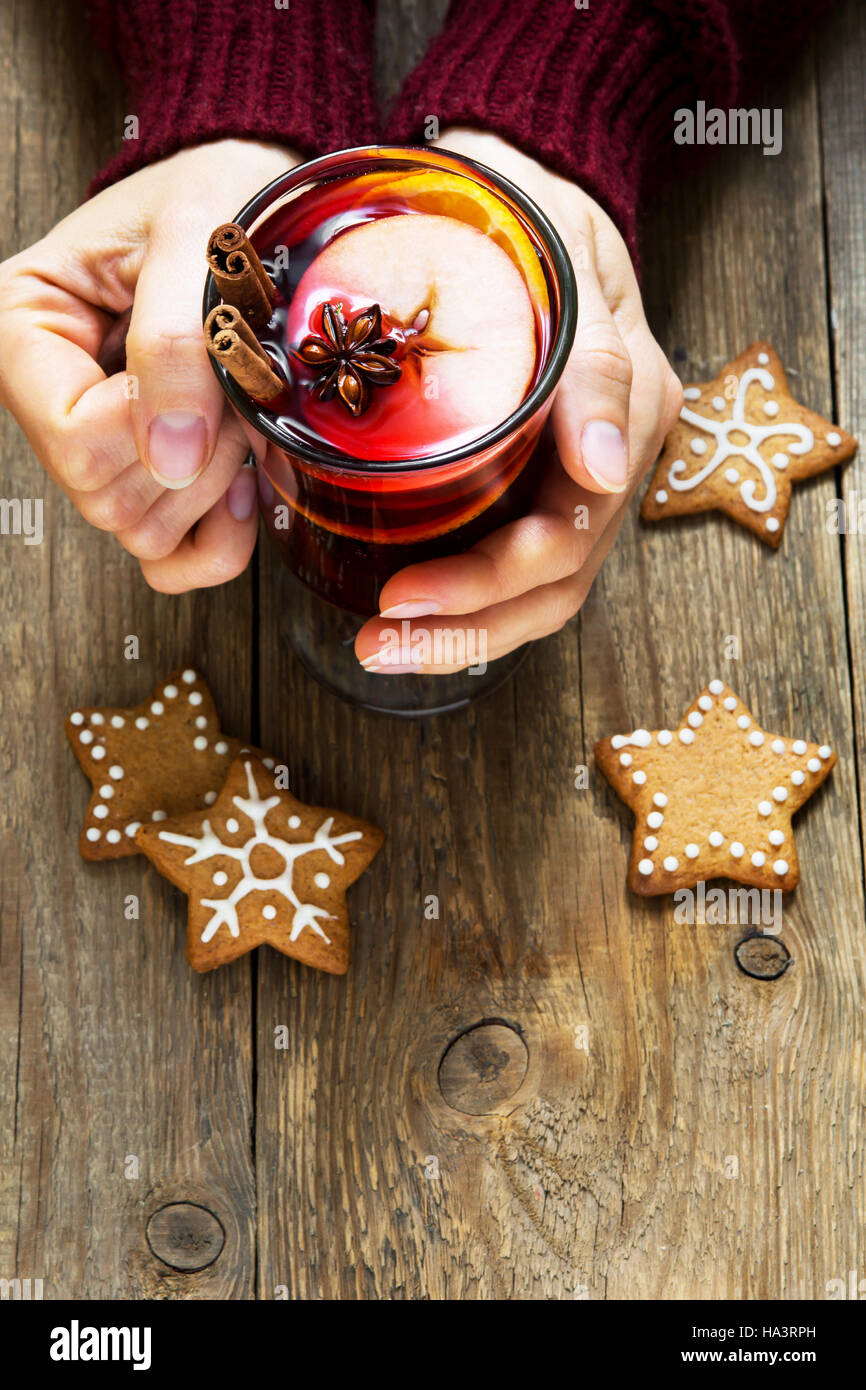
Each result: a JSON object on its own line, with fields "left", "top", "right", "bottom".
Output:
{"left": 356, "top": 129, "right": 683, "bottom": 673}
{"left": 0, "top": 139, "right": 298, "bottom": 591}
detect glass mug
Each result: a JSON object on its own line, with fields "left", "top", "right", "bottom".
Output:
{"left": 203, "top": 146, "right": 577, "bottom": 716}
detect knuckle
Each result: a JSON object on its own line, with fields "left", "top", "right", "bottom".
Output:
{"left": 118, "top": 515, "right": 179, "bottom": 561}
{"left": 80, "top": 487, "right": 138, "bottom": 533}
{"left": 60, "top": 442, "right": 105, "bottom": 493}
{"left": 574, "top": 324, "right": 633, "bottom": 391}
{"left": 139, "top": 561, "right": 182, "bottom": 595}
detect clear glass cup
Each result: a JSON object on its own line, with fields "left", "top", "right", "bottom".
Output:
{"left": 203, "top": 145, "right": 577, "bottom": 716}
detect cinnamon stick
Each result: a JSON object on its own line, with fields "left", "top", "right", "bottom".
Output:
{"left": 206, "top": 223, "right": 276, "bottom": 329}
{"left": 204, "top": 304, "right": 283, "bottom": 401}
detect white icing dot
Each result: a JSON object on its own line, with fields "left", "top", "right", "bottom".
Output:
{"left": 189, "top": 691, "right": 203, "bottom": 706}
{"left": 773, "top": 860, "right": 789, "bottom": 876}
{"left": 724, "top": 468, "right": 740, "bottom": 484}
{"left": 152, "top": 810, "right": 166, "bottom": 822}
{"left": 658, "top": 730, "right": 673, "bottom": 746}
{"left": 163, "top": 684, "right": 178, "bottom": 698}
{"left": 655, "top": 489, "right": 668, "bottom": 505}
{"left": 647, "top": 811, "right": 664, "bottom": 830}
{"left": 763, "top": 400, "right": 779, "bottom": 417}
{"left": 106, "top": 829, "right": 121, "bottom": 844}
{"left": 730, "top": 842, "right": 745, "bottom": 858}
{"left": 712, "top": 396, "right": 725, "bottom": 411}
{"left": 644, "top": 836, "right": 658, "bottom": 851}
{"left": 151, "top": 701, "right": 164, "bottom": 715}
{"left": 263, "top": 760, "right": 276, "bottom": 771}
{"left": 631, "top": 730, "right": 652, "bottom": 747}
{"left": 91, "top": 745, "right": 106, "bottom": 760}
{"left": 698, "top": 696, "right": 713, "bottom": 712}
{"left": 135, "top": 717, "right": 149, "bottom": 730}
{"left": 86, "top": 828, "right": 101, "bottom": 841}
{"left": 758, "top": 801, "right": 772, "bottom": 817}
{"left": 215, "top": 741, "right": 228, "bottom": 755}
{"left": 792, "top": 740, "right": 807, "bottom": 755}
{"left": 223, "top": 818, "right": 239, "bottom": 835}
{"left": 98, "top": 784, "right": 113, "bottom": 798}
{"left": 769, "top": 830, "right": 785, "bottom": 846}
{"left": 91, "top": 713, "right": 104, "bottom": 726}
{"left": 262, "top": 905, "right": 277, "bottom": 920}
{"left": 195, "top": 716, "right": 207, "bottom": 729}
{"left": 111, "top": 715, "right": 125, "bottom": 728}
{"left": 807, "top": 758, "right": 821, "bottom": 773}
{"left": 314, "top": 872, "right": 330, "bottom": 889}
{"left": 663, "top": 856, "right": 678, "bottom": 872}
{"left": 80, "top": 729, "right": 94, "bottom": 745}
{"left": 638, "top": 859, "right": 654, "bottom": 876}
{"left": 737, "top": 715, "right": 750, "bottom": 729}
{"left": 772, "top": 786, "right": 788, "bottom": 802}
{"left": 632, "top": 770, "right": 647, "bottom": 785}
{"left": 690, "top": 438, "right": 707, "bottom": 455}
{"left": 679, "top": 728, "right": 695, "bottom": 744}
{"left": 827, "top": 432, "right": 841, "bottom": 446}
{"left": 766, "top": 518, "right": 780, "bottom": 533}
{"left": 653, "top": 792, "right": 668, "bottom": 808}
{"left": 70, "top": 712, "right": 84, "bottom": 725}
{"left": 709, "top": 680, "right": 724, "bottom": 695}
{"left": 749, "top": 731, "right": 764, "bottom": 747}
{"left": 757, "top": 352, "right": 769, "bottom": 365}
{"left": 688, "top": 711, "right": 703, "bottom": 728}
{"left": 771, "top": 739, "right": 785, "bottom": 754}
{"left": 683, "top": 387, "right": 701, "bottom": 400}
{"left": 611, "top": 735, "right": 626, "bottom": 750}
{"left": 182, "top": 669, "right": 196, "bottom": 683}
{"left": 791, "top": 770, "right": 805, "bottom": 786}
{"left": 619, "top": 751, "right": 632, "bottom": 766}
{"left": 685, "top": 844, "right": 699, "bottom": 859}
{"left": 709, "top": 831, "right": 724, "bottom": 847}
{"left": 751, "top": 851, "right": 766, "bottom": 867}
{"left": 204, "top": 791, "right": 217, "bottom": 806}
{"left": 723, "top": 697, "right": 737, "bottom": 711}
{"left": 213, "top": 871, "right": 228, "bottom": 886}
{"left": 193, "top": 736, "right": 208, "bottom": 751}
{"left": 818, "top": 745, "right": 831, "bottom": 760}
{"left": 93, "top": 804, "right": 109, "bottom": 819}
{"left": 771, "top": 453, "right": 788, "bottom": 469}
{"left": 289, "top": 815, "right": 301, "bottom": 829}
{"left": 125, "top": 822, "right": 141, "bottom": 837}
{"left": 109, "top": 765, "right": 124, "bottom": 780}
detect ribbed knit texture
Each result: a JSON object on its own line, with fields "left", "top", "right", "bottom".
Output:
{"left": 386, "top": 0, "right": 835, "bottom": 258}
{"left": 87, "top": 0, "right": 834, "bottom": 257}
{"left": 87, "top": 0, "right": 378, "bottom": 194}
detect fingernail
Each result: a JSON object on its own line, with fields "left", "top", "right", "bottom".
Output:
{"left": 363, "top": 659, "right": 425, "bottom": 675}
{"left": 227, "top": 468, "right": 258, "bottom": 521}
{"left": 379, "top": 600, "right": 442, "bottom": 619}
{"left": 148, "top": 411, "right": 208, "bottom": 487}
{"left": 581, "top": 419, "right": 627, "bottom": 492}
{"left": 360, "top": 647, "right": 424, "bottom": 672}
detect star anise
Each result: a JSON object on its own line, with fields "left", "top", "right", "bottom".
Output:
{"left": 292, "top": 302, "right": 402, "bottom": 417}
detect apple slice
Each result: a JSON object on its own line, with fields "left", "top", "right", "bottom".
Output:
{"left": 286, "top": 213, "right": 537, "bottom": 459}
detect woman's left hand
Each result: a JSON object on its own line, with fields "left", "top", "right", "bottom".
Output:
{"left": 355, "top": 129, "right": 683, "bottom": 674}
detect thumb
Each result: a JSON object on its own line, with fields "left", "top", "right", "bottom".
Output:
{"left": 126, "top": 213, "right": 229, "bottom": 489}
{"left": 552, "top": 244, "right": 633, "bottom": 495}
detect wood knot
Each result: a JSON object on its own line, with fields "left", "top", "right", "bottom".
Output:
{"left": 146, "top": 1202, "right": 225, "bottom": 1272}
{"left": 438, "top": 1020, "right": 528, "bottom": 1114}
{"left": 734, "top": 933, "right": 791, "bottom": 980}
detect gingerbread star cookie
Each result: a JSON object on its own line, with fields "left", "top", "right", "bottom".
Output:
{"left": 641, "top": 342, "right": 857, "bottom": 546}
{"left": 66, "top": 668, "right": 261, "bottom": 861}
{"left": 595, "top": 680, "right": 835, "bottom": 896}
{"left": 135, "top": 756, "right": 383, "bottom": 973}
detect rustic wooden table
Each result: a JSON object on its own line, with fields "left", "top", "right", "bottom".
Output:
{"left": 1, "top": 0, "right": 864, "bottom": 1301}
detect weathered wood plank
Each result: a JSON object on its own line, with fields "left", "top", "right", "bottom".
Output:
{"left": 0, "top": 0, "right": 255, "bottom": 1298}
{"left": 255, "top": 9, "right": 865, "bottom": 1299}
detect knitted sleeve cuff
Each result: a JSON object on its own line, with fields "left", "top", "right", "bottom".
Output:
{"left": 87, "top": 0, "right": 378, "bottom": 195}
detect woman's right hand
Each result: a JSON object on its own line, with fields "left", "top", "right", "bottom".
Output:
{"left": 0, "top": 139, "right": 299, "bottom": 591}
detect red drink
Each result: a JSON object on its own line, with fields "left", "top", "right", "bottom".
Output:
{"left": 204, "top": 148, "right": 576, "bottom": 712}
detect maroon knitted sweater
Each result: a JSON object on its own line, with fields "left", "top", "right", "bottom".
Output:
{"left": 87, "top": 0, "right": 831, "bottom": 257}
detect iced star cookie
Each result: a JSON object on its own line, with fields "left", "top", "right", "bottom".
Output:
{"left": 595, "top": 680, "right": 835, "bottom": 896}
{"left": 641, "top": 342, "right": 857, "bottom": 546}
{"left": 135, "top": 756, "right": 383, "bottom": 974}
{"left": 66, "top": 668, "right": 263, "bottom": 861}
